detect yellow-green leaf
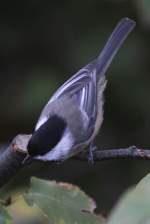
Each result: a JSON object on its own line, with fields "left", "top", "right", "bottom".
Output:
{"left": 24, "top": 177, "right": 104, "bottom": 224}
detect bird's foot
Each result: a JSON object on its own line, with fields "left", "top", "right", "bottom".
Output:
{"left": 88, "top": 144, "right": 97, "bottom": 165}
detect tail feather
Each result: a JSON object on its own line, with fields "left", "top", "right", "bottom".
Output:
{"left": 96, "top": 18, "right": 135, "bottom": 78}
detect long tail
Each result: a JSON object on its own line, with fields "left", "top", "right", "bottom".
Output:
{"left": 96, "top": 17, "right": 135, "bottom": 78}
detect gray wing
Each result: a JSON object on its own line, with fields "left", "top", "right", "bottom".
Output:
{"left": 50, "top": 66, "right": 93, "bottom": 101}
{"left": 78, "top": 18, "right": 136, "bottom": 128}
{"left": 35, "top": 17, "right": 135, "bottom": 132}
{"left": 86, "top": 18, "right": 135, "bottom": 128}
{"left": 35, "top": 62, "right": 96, "bottom": 131}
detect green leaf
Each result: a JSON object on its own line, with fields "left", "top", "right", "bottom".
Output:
{"left": 107, "top": 173, "right": 150, "bottom": 224}
{"left": 0, "top": 205, "right": 11, "bottom": 224}
{"left": 7, "top": 196, "right": 49, "bottom": 224}
{"left": 24, "top": 177, "right": 104, "bottom": 224}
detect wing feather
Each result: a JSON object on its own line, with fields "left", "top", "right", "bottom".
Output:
{"left": 35, "top": 62, "right": 95, "bottom": 130}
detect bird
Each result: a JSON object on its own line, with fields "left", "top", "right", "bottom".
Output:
{"left": 27, "top": 18, "right": 135, "bottom": 162}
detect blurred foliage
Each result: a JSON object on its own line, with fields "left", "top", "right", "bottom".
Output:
{"left": 25, "top": 177, "right": 103, "bottom": 224}
{"left": 0, "top": 205, "right": 11, "bottom": 224}
{"left": 107, "top": 173, "right": 150, "bottom": 224}
{"left": 0, "top": 0, "right": 150, "bottom": 214}
{"left": 1, "top": 175, "right": 150, "bottom": 223}
{"left": 7, "top": 196, "right": 49, "bottom": 224}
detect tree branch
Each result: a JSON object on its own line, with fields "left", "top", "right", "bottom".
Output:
{"left": 0, "top": 134, "right": 31, "bottom": 188}
{"left": 0, "top": 134, "right": 150, "bottom": 188}
{"left": 76, "top": 146, "right": 150, "bottom": 161}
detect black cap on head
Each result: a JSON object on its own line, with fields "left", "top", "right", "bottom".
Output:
{"left": 27, "top": 115, "right": 66, "bottom": 156}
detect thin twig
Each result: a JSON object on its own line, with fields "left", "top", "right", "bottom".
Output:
{"left": 0, "top": 134, "right": 150, "bottom": 188}
{"left": 76, "top": 146, "right": 150, "bottom": 161}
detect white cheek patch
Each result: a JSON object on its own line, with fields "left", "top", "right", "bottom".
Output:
{"left": 35, "top": 128, "right": 75, "bottom": 161}
{"left": 35, "top": 116, "right": 48, "bottom": 131}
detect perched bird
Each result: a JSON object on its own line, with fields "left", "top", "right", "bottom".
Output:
{"left": 27, "top": 18, "right": 135, "bottom": 162}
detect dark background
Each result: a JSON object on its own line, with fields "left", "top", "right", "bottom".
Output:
{"left": 0, "top": 0, "right": 150, "bottom": 213}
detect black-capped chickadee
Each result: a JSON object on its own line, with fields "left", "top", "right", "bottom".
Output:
{"left": 27, "top": 18, "right": 135, "bottom": 162}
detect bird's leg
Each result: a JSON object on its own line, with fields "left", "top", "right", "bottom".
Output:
{"left": 88, "top": 142, "right": 97, "bottom": 165}
{"left": 22, "top": 154, "right": 33, "bottom": 165}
